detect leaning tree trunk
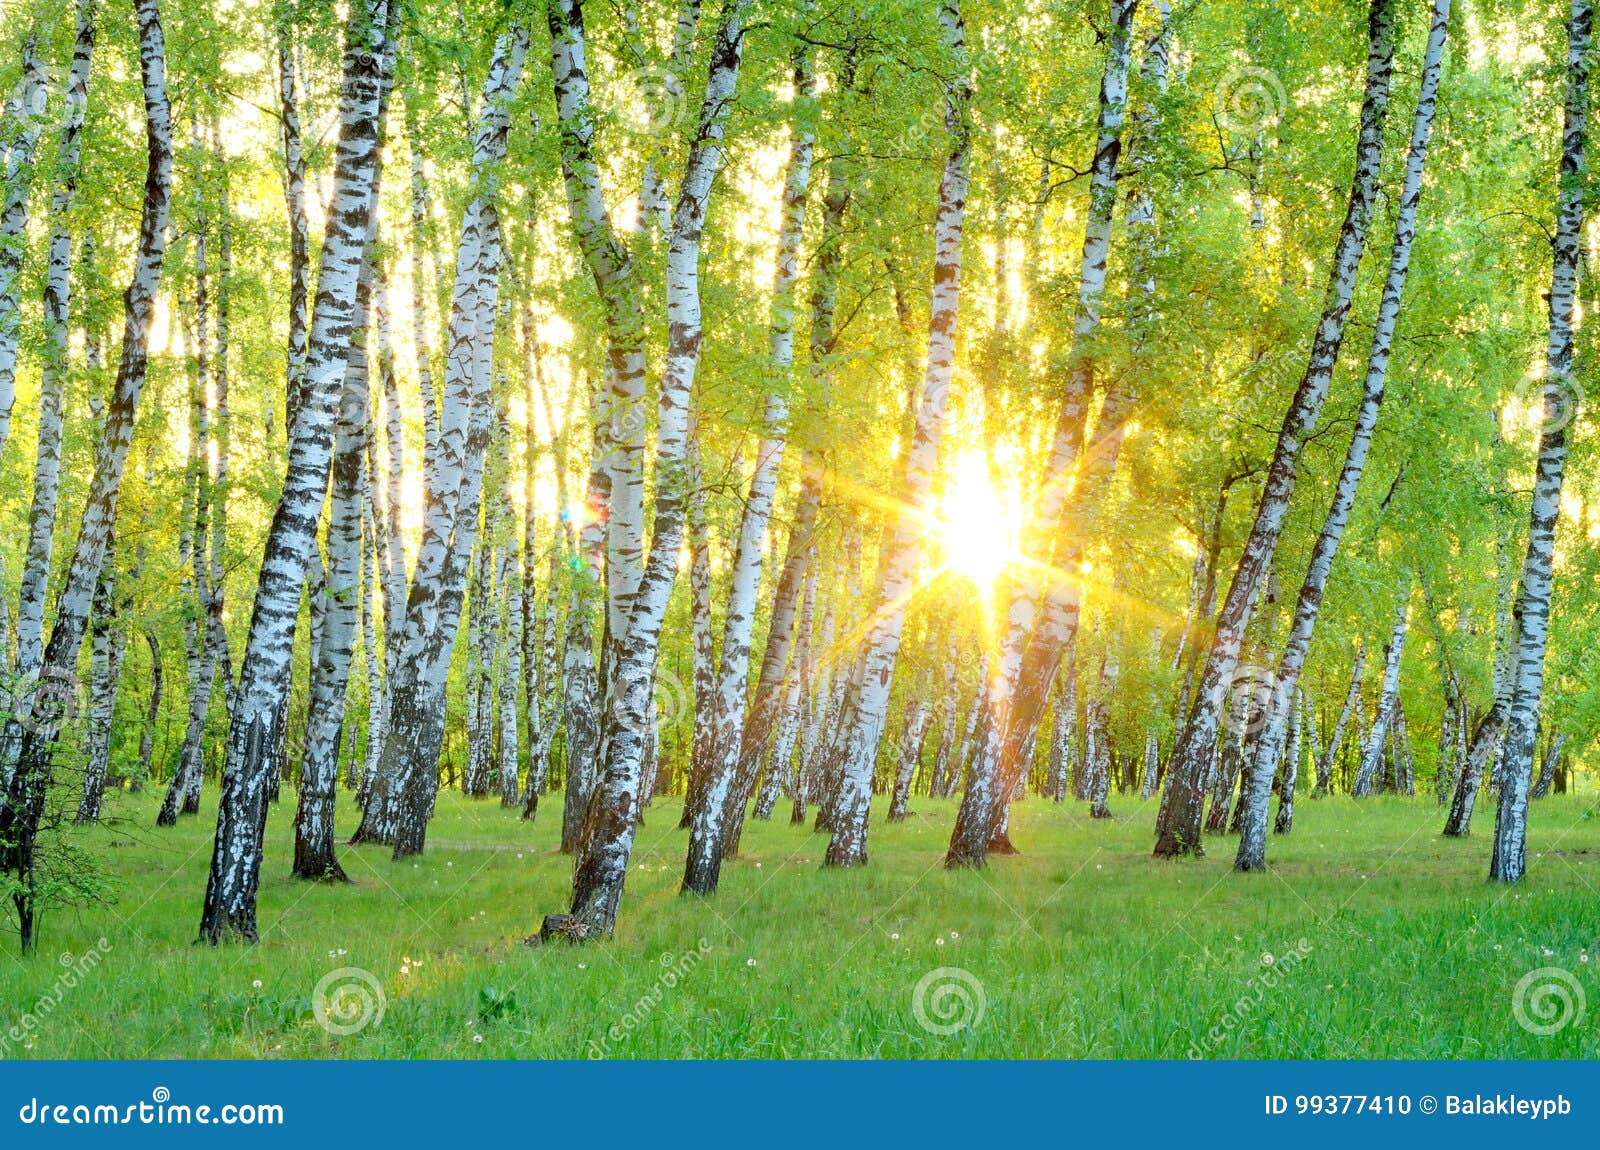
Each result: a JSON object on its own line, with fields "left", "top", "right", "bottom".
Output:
{"left": 1315, "top": 646, "right": 1363, "bottom": 795}
{"left": 199, "top": 0, "right": 391, "bottom": 943}
{"left": 886, "top": 699, "right": 931, "bottom": 823}
{"left": 0, "top": 0, "right": 171, "bottom": 955}
{"left": 357, "top": 26, "right": 527, "bottom": 856}
{"left": 16, "top": 0, "right": 97, "bottom": 678}
{"left": 949, "top": 0, "right": 1143, "bottom": 867}
{"left": 1490, "top": 0, "right": 1591, "bottom": 883}
{"left": 827, "top": 0, "right": 970, "bottom": 870}
{"left": 1234, "top": 0, "right": 1448, "bottom": 869}
{"left": 561, "top": 0, "right": 751, "bottom": 937}
{"left": 293, "top": 182, "right": 389, "bottom": 882}
{"left": 1155, "top": 0, "right": 1398, "bottom": 857}
{"left": 1531, "top": 733, "right": 1567, "bottom": 799}
{"left": 684, "top": 43, "right": 816, "bottom": 894}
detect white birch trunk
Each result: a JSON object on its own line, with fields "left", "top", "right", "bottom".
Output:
{"left": 1352, "top": 598, "right": 1410, "bottom": 797}
{"left": 16, "top": 0, "right": 97, "bottom": 677}
{"left": 562, "top": 0, "right": 751, "bottom": 937}
{"left": 827, "top": 0, "right": 970, "bottom": 869}
{"left": 1, "top": 0, "right": 172, "bottom": 954}
{"left": 1234, "top": 0, "right": 1448, "bottom": 868}
{"left": 199, "top": 0, "right": 391, "bottom": 942}
{"left": 0, "top": 35, "right": 47, "bottom": 464}
{"left": 1490, "top": 0, "right": 1591, "bottom": 882}
{"left": 1157, "top": 0, "right": 1398, "bottom": 856}
{"left": 947, "top": 0, "right": 1136, "bottom": 867}
{"left": 684, "top": 43, "right": 816, "bottom": 893}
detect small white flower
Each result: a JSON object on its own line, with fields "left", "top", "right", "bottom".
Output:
{"left": 473, "top": 1034, "right": 484, "bottom": 1044}
{"left": 936, "top": 937, "right": 945, "bottom": 946}
{"left": 746, "top": 958, "right": 757, "bottom": 967}
{"left": 755, "top": 862, "right": 763, "bottom": 868}
{"left": 1095, "top": 864, "right": 1102, "bottom": 870}
{"left": 466, "top": 1020, "right": 475, "bottom": 1028}
{"left": 1582, "top": 954, "right": 1591, "bottom": 963}
{"left": 577, "top": 962, "right": 587, "bottom": 970}
{"left": 517, "top": 853, "right": 524, "bottom": 859}
{"left": 338, "top": 948, "right": 347, "bottom": 956}
{"left": 1543, "top": 948, "right": 1555, "bottom": 958}
{"left": 446, "top": 861, "right": 454, "bottom": 868}
{"left": 890, "top": 932, "right": 900, "bottom": 941}
{"left": 1494, "top": 944, "right": 1503, "bottom": 952}
{"left": 252, "top": 979, "right": 262, "bottom": 989}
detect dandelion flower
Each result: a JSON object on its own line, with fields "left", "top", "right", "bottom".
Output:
{"left": 950, "top": 931, "right": 960, "bottom": 940}
{"left": 746, "top": 958, "right": 757, "bottom": 967}
{"left": 473, "top": 1034, "right": 484, "bottom": 1044}
{"left": 578, "top": 962, "right": 587, "bottom": 970}
{"left": 890, "top": 932, "right": 900, "bottom": 941}
{"left": 252, "top": 979, "right": 262, "bottom": 989}
{"left": 936, "top": 938, "right": 945, "bottom": 947}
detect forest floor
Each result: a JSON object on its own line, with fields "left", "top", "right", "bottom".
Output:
{"left": 3, "top": 786, "right": 1599, "bottom": 1058}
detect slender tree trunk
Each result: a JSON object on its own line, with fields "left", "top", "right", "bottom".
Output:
{"left": 886, "top": 700, "right": 931, "bottom": 822}
{"left": 1314, "top": 647, "right": 1363, "bottom": 796}
{"left": 356, "top": 27, "right": 526, "bottom": 856}
{"left": 684, "top": 44, "right": 817, "bottom": 892}
{"left": 199, "top": 0, "right": 391, "bottom": 942}
{"left": 1, "top": 0, "right": 172, "bottom": 954}
{"left": 1234, "top": 0, "right": 1448, "bottom": 868}
{"left": 16, "top": 1, "right": 97, "bottom": 677}
{"left": 948, "top": 0, "right": 1138, "bottom": 867}
{"left": 561, "top": 0, "right": 751, "bottom": 936}
{"left": 293, "top": 174, "right": 389, "bottom": 881}
{"left": 1155, "top": 0, "right": 1398, "bottom": 857}
{"left": 0, "top": 35, "right": 47, "bottom": 465}
{"left": 1273, "top": 689, "right": 1304, "bottom": 834}
{"left": 827, "top": 0, "right": 970, "bottom": 870}
{"left": 1352, "top": 597, "right": 1410, "bottom": 797}
{"left": 1490, "top": 0, "right": 1591, "bottom": 882}
{"left": 76, "top": 553, "right": 122, "bottom": 822}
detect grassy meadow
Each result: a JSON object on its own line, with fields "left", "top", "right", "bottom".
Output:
{"left": 3, "top": 785, "right": 1599, "bottom": 1059}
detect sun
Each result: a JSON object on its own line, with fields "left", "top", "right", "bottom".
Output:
{"left": 934, "top": 451, "right": 1023, "bottom": 594}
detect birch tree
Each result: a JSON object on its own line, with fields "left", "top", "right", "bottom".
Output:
{"left": 1155, "top": 0, "right": 1399, "bottom": 857}
{"left": 1490, "top": 0, "right": 1592, "bottom": 883}
{"left": 199, "top": 0, "right": 392, "bottom": 942}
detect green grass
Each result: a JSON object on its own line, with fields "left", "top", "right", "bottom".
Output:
{"left": 4, "top": 784, "right": 1600, "bottom": 1058}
